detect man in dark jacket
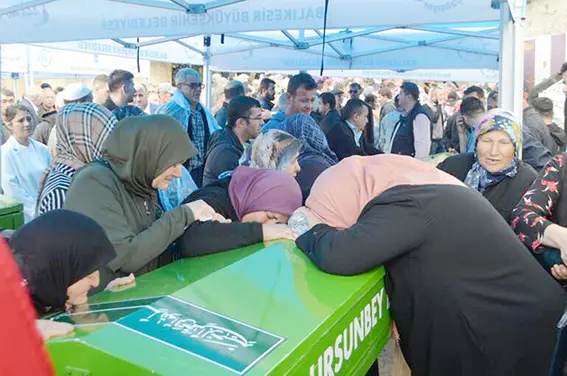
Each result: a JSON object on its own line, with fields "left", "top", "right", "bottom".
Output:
{"left": 214, "top": 80, "right": 245, "bottom": 128}
{"left": 202, "top": 96, "right": 263, "bottom": 186}
{"left": 532, "top": 97, "right": 566, "bottom": 155}
{"left": 325, "top": 99, "right": 372, "bottom": 160}
{"left": 423, "top": 87, "right": 446, "bottom": 155}
{"left": 522, "top": 126, "right": 552, "bottom": 172}
{"left": 523, "top": 93, "right": 556, "bottom": 155}
{"left": 1, "top": 88, "right": 15, "bottom": 144}
{"left": 444, "top": 89, "right": 486, "bottom": 153}
{"left": 103, "top": 70, "right": 135, "bottom": 111}
{"left": 256, "top": 78, "right": 276, "bottom": 111}
{"left": 318, "top": 92, "right": 341, "bottom": 135}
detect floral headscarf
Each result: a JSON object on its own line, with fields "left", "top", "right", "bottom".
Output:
{"left": 240, "top": 129, "right": 303, "bottom": 172}
{"left": 464, "top": 109, "right": 522, "bottom": 192}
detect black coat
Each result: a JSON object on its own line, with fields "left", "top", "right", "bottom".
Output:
{"left": 548, "top": 122, "right": 567, "bottom": 154}
{"left": 522, "top": 127, "right": 552, "bottom": 172}
{"left": 214, "top": 102, "right": 229, "bottom": 128}
{"left": 523, "top": 107, "right": 556, "bottom": 154}
{"left": 437, "top": 153, "right": 537, "bottom": 222}
{"left": 202, "top": 128, "right": 243, "bottom": 187}
{"left": 176, "top": 178, "right": 263, "bottom": 257}
{"left": 297, "top": 184, "right": 564, "bottom": 376}
{"left": 319, "top": 109, "right": 342, "bottom": 135}
{"left": 443, "top": 112, "right": 466, "bottom": 152}
{"left": 325, "top": 120, "right": 370, "bottom": 161}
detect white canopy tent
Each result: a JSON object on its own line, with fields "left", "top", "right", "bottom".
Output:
{"left": 250, "top": 69, "right": 501, "bottom": 84}
{"left": 0, "top": 0, "right": 516, "bottom": 43}
{"left": 0, "top": 0, "right": 525, "bottom": 110}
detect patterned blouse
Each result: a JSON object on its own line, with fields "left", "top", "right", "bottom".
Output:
{"left": 37, "top": 163, "right": 76, "bottom": 216}
{"left": 510, "top": 154, "right": 563, "bottom": 252}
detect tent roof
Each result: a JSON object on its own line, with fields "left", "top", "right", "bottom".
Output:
{"left": 0, "top": 0, "right": 510, "bottom": 44}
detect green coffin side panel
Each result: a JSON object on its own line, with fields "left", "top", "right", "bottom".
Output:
{"left": 0, "top": 194, "right": 24, "bottom": 230}
{"left": 47, "top": 241, "right": 391, "bottom": 375}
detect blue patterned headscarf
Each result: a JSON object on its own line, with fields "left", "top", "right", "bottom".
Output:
{"left": 277, "top": 114, "right": 338, "bottom": 166}
{"left": 464, "top": 109, "right": 522, "bottom": 192}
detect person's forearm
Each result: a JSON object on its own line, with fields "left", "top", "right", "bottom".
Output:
{"left": 118, "top": 206, "right": 193, "bottom": 273}
{"left": 543, "top": 224, "right": 567, "bottom": 249}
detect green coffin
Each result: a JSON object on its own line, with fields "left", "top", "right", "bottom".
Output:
{"left": 0, "top": 194, "right": 24, "bottom": 230}
{"left": 46, "top": 241, "right": 391, "bottom": 375}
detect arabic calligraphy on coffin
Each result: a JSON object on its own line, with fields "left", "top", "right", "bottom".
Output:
{"left": 140, "top": 307, "right": 257, "bottom": 351}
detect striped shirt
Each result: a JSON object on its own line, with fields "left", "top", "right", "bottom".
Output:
{"left": 37, "top": 164, "right": 76, "bottom": 215}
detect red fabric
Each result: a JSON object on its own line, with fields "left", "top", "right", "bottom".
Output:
{"left": 0, "top": 238, "right": 54, "bottom": 376}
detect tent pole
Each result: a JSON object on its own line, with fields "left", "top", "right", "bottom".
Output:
{"left": 498, "top": 2, "right": 514, "bottom": 112}
{"left": 512, "top": 17, "right": 524, "bottom": 122}
{"left": 203, "top": 36, "right": 212, "bottom": 109}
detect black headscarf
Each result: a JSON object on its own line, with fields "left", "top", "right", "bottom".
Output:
{"left": 10, "top": 210, "right": 116, "bottom": 314}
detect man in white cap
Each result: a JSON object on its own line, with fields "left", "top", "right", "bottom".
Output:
{"left": 44, "top": 83, "right": 93, "bottom": 155}
{"left": 214, "top": 80, "right": 245, "bottom": 128}
{"left": 158, "top": 83, "right": 175, "bottom": 105}
{"left": 157, "top": 68, "right": 220, "bottom": 187}
{"left": 60, "top": 83, "right": 93, "bottom": 105}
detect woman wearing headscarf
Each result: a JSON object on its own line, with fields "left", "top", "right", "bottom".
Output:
{"left": 438, "top": 110, "right": 537, "bottom": 222}
{"left": 110, "top": 103, "right": 198, "bottom": 213}
{"left": 0, "top": 237, "right": 55, "bottom": 375}
{"left": 10, "top": 210, "right": 116, "bottom": 315}
{"left": 63, "top": 115, "right": 223, "bottom": 288}
{"left": 241, "top": 129, "right": 303, "bottom": 176}
{"left": 177, "top": 166, "right": 302, "bottom": 256}
{"left": 294, "top": 154, "right": 564, "bottom": 376}
{"left": 37, "top": 103, "right": 117, "bottom": 215}
{"left": 511, "top": 152, "right": 567, "bottom": 375}
{"left": 277, "top": 114, "right": 338, "bottom": 200}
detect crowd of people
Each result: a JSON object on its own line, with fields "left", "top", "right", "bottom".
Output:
{"left": 1, "top": 63, "right": 567, "bottom": 375}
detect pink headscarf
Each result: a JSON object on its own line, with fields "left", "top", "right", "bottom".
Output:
{"left": 306, "top": 155, "right": 465, "bottom": 229}
{"left": 229, "top": 166, "right": 303, "bottom": 220}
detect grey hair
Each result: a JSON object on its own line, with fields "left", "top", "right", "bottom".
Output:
{"left": 174, "top": 68, "right": 201, "bottom": 86}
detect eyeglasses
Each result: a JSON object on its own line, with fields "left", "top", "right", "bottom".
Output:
{"left": 243, "top": 116, "right": 264, "bottom": 121}
{"left": 179, "top": 83, "right": 205, "bottom": 90}
{"left": 349, "top": 90, "right": 359, "bottom": 94}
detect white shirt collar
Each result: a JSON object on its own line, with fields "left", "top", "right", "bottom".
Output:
{"left": 346, "top": 121, "right": 362, "bottom": 147}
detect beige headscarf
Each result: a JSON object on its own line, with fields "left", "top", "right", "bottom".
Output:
{"left": 306, "top": 155, "right": 465, "bottom": 229}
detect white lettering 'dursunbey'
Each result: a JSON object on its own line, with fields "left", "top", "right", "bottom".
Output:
{"left": 309, "top": 288, "right": 389, "bottom": 376}
{"left": 140, "top": 307, "right": 256, "bottom": 351}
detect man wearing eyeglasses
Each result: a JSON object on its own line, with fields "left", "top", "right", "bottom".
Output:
{"left": 349, "top": 82, "right": 362, "bottom": 100}
{"left": 202, "top": 96, "right": 263, "bottom": 186}
{"left": 158, "top": 68, "right": 220, "bottom": 187}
